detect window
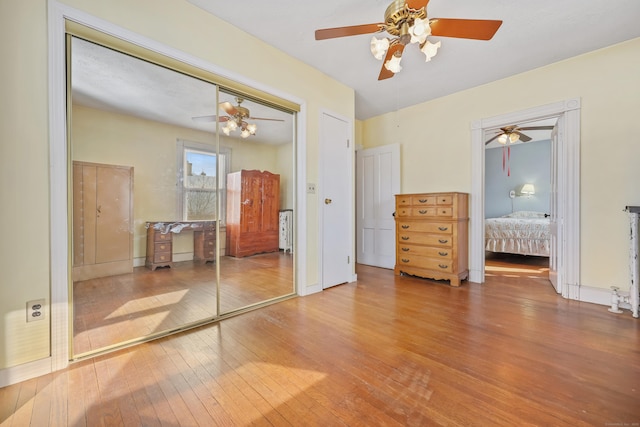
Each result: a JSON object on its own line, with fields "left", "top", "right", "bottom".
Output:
{"left": 177, "top": 140, "right": 230, "bottom": 224}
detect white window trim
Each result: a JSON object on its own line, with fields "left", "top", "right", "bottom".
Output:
{"left": 176, "top": 139, "right": 231, "bottom": 226}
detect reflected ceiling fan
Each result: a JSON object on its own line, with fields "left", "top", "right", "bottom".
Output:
{"left": 192, "top": 97, "right": 284, "bottom": 138}
{"left": 484, "top": 125, "right": 555, "bottom": 145}
{"left": 315, "top": 0, "right": 502, "bottom": 80}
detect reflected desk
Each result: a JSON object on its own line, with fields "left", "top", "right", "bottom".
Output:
{"left": 145, "top": 221, "right": 216, "bottom": 271}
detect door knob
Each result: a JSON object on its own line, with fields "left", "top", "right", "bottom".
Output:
{"left": 324, "top": 198, "right": 332, "bottom": 205}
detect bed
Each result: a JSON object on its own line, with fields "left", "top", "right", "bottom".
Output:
{"left": 485, "top": 211, "right": 550, "bottom": 257}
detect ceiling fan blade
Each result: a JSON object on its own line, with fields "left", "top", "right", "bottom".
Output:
{"left": 485, "top": 134, "right": 502, "bottom": 145}
{"left": 514, "top": 131, "right": 532, "bottom": 142}
{"left": 406, "top": 0, "right": 430, "bottom": 9}
{"left": 192, "top": 115, "right": 229, "bottom": 123}
{"left": 378, "top": 44, "right": 404, "bottom": 81}
{"left": 517, "top": 125, "right": 555, "bottom": 131}
{"left": 220, "top": 101, "right": 239, "bottom": 116}
{"left": 249, "top": 117, "right": 285, "bottom": 122}
{"left": 315, "top": 23, "right": 384, "bottom": 40}
{"left": 430, "top": 18, "right": 503, "bottom": 40}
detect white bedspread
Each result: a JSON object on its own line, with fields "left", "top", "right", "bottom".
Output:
{"left": 485, "top": 211, "right": 550, "bottom": 257}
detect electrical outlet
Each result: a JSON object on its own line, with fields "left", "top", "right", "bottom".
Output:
{"left": 27, "top": 299, "right": 46, "bottom": 322}
{"left": 307, "top": 183, "right": 316, "bottom": 194}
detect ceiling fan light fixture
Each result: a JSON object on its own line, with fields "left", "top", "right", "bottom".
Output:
{"left": 227, "top": 120, "right": 238, "bottom": 131}
{"left": 509, "top": 132, "right": 520, "bottom": 143}
{"left": 384, "top": 51, "right": 403, "bottom": 73}
{"left": 420, "top": 40, "right": 441, "bottom": 61}
{"left": 409, "top": 17, "right": 430, "bottom": 44}
{"left": 498, "top": 134, "right": 508, "bottom": 144}
{"left": 370, "top": 36, "right": 390, "bottom": 60}
{"left": 240, "top": 128, "right": 251, "bottom": 138}
{"left": 247, "top": 123, "right": 257, "bottom": 135}
{"left": 222, "top": 125, "right": 231, "bottom": 136}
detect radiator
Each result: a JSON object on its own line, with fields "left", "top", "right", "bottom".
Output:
{"left": 279, "top": 210, "right": 293, "bottom": 253}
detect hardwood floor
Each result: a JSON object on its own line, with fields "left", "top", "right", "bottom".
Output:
{"left": 2, "top": 261, "right": 639, "bottom": 426}
{"left": 73, "top": 252, "right": 294, "bottom": 356}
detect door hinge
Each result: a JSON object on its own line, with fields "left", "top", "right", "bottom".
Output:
{"left": 347, "top": 139, "right": 350, "bottom": 148}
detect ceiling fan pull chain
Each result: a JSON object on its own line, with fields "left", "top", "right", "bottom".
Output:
{"left": 508, "top": 146, "right": 511, "bottom": 177}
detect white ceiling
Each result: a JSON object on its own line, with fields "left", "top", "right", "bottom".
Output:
{"left": 71, "top": 0, "right": 640, "bottom": 144}
{"left": 188, "top": 0, "right": 640, "bottom": 120}
{"left": 71, "top": 38, "right": 294, "bottom": 145}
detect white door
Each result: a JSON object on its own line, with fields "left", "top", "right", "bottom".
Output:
{"left": 549, "top": 121, "right": 562, "bottom": 292}
{"left": 356, "top": 144, "right": 400, "bottom": 268}
{"left": 320, "top": 112, "right": 352, "bottom": 289}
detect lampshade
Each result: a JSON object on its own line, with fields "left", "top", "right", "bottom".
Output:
{"left": 498, "top": 134, "right": 508, "bottom": 144}
{"left": 240, "top": 128, "right": 250, "bottom": 138}
{"left": 509, "top": 132, "right": 520, "bottom": 143}
{"left": 247, "top": 123, "right": 257, "bottom": 135}
{"left": 420, "top": 40, "right": 441, "bottom": 61}
{"left": 520, "top": 183, "right": 535, "bottom": 196}
{"left": 370, "top": 36, "right": 389, "bottom": 60}
{"left": 384, "top": 52, "right": 403, "bottom": 73}
{"left": 409, "top": 17, "right": 430, "bottom": 44}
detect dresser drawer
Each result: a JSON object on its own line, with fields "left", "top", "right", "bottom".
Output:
{"left": 154, "top": 232, "right": 172, "bottom": 242}
{"left": 154, "top": 242, "right": 172, "bottom": 254}
{"left": 396, "top": 255, "right": 453, "bottom": 273}
{"left": 397, "top": 244, "right": 452, "bottom": 259}
{"left": 397, "top": 221, "right": 454, "bottom": 234}
{"left": 412, "top": 195, "right": 438, "bottom": 206}
{"left": 398, "top": 233, "right": 453, "bottom": 247}
{"left": 153, "top": 252, "right": 172, "bottom": 263}
{"left": 436, "top": 195, "right": 453, "bottom": 205}
{"left": 412, "top": 207, "right": 439, "bottom": 217}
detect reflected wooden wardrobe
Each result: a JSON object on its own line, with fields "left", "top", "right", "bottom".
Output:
{"left": 72, "top": 161, "right": 133, "bottom": 281}
{"left": 226, "top": 169, "right": 280, "bottom": 257}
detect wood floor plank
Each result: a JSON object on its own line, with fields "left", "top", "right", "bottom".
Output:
{"left": 3, "top": 256, "right": 640, "bottom": 426}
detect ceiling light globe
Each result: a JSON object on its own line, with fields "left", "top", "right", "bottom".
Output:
{"left": 241, "top": 129, "right": 250, "bottom": 138}
{"left": 222, "top": 126, "right": 231, "bottom": 136}
{"left": 498, "top": 134, "right": 508, "bottom": 144}
{"left": 227, "top": 120, "right": 237, "bottom": 131}
{"left": 509, "top": 133, "right": 520, "bottom": 143}
{"left": 384, "top": 53, "right": 403, "bottom": 73}
{"left": 420, "top": 40, "right": 441, "bottom": 61}
{"left": 370, "top": 36, "right": 389, "bottom": 60}
{"left": 247, "top": 123, "right": 257, "bottom": 135}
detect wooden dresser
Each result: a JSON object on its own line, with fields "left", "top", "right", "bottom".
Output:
{"left": 145, "top": 221, "right": 216, "bottom": 270}
{"left": 394, "top": 192, "right": 469, "bottom": 286}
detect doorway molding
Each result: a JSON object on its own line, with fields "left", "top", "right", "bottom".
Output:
{"left": 469, "top": 98, "right": 581, "bottom": 299}
{"left": 46, "top": 1, "right": 307, "bottom": 375}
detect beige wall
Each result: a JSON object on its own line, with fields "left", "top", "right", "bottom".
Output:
{"left": 0, "top": 0, "right": 353, "bottom": 370}
{"left": 363, "top": 37, "right": 640, "bottom": 291}
{"left": 72, "top": 104, "right": 287, "bottom": 259}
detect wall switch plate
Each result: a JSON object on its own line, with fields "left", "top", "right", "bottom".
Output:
{"left": 307, "top": 183, "right": 316, "bottom": 194}
{"left": 27, "top": 299, "right": 46, "bottom": 322}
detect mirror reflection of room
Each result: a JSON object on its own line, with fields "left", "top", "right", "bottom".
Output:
{"left": 70, "top": 36, "right": 295, "bottom": 358}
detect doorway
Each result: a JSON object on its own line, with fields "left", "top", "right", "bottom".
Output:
{"left": 470, "top": 99, "right": 581, "bottom": 299}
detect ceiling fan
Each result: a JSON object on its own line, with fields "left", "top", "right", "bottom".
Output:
{"left": 484, "top": 125, "right": 555, "bottom": 145}
{"left": 314, "top": 0, "right": 502, "bottom": 80}
{"left": 192, "top": 97, "right": 284, "bottom": 138}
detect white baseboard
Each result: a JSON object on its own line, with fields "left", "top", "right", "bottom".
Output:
{"left": 0, "top": 357, "right": 52, "bottom": 388}
{"left": 579, "top": 284, "right": 634, "bottom": 314}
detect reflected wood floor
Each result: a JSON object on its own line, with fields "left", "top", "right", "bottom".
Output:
{"left": 73, "top": 252, "right": 294, "bottom": 356}
{"left": 3, "top": 262, "right": 639, "bottom": 426}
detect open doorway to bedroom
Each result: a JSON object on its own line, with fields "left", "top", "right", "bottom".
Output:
{"left": 483, "top": 119, "right": 556, "bottom": 285}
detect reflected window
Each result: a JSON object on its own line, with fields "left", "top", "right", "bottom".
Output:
{"left": 178, "top": 139, "right": 230, "bottom": 224}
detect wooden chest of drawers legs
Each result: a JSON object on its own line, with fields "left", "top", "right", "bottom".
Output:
{"left": 394, "top": 192, "right": 469, "bottom": 287}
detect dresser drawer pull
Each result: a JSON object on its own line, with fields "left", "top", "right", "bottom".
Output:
{"left": 438, "top": 226, "right": 448, "bottom": 231}
{"left": 439, "top": 251, "right": 448, "bottom": 256}
{"left": 401, "top": 225, "right": 410, "bottom": 229}
{"left": 401, "top": 236, "right": 410, "bottom": 241}
{"left": 401, "top": 248, "right": 410, "bottom": 252}
{"left": 418, "top": 199, "right": 428, "bottom": 203}
{"left": 419, "top": 210, "right": 427, "bottom": 214}
{"left": 438, "top": 239, "right": 448, "bottom": 244}
{"left": 438, "top": 264, "right": 448, "bottom": 269}
{"left": 402, "top": 258, "right": 410, "bottom": 263}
